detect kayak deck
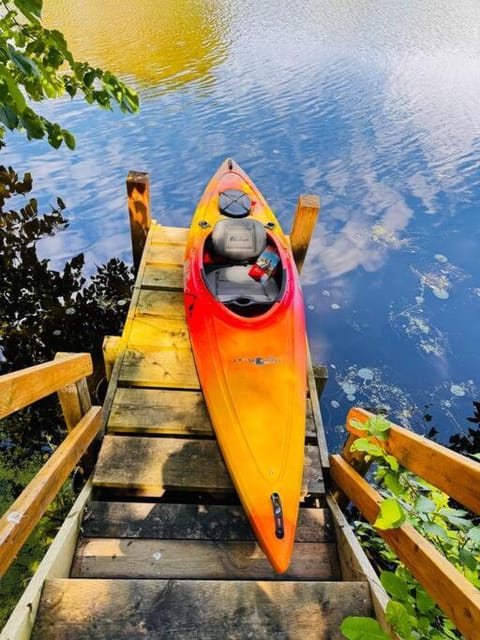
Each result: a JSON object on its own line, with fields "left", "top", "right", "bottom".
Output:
{"left": 183, "top": 159, "right": 309, "bottom": 572}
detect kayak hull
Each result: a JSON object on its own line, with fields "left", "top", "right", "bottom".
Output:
{"left": 184, "top": 159, "right": 307, "bottom": 573}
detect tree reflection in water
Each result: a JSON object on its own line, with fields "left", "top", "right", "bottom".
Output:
{"left": 0, "top": 164, "right": 134, "bottom": 452}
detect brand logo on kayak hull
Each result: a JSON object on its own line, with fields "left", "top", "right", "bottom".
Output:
{"left": 233, "top": 357, "right": 280, "bottom": 366}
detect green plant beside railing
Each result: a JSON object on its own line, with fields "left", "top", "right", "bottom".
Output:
{"left": 332, "top": 411, "right": 480, "bottom": 640}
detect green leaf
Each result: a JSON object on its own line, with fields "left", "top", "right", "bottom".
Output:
{"left": 350, "top": 439, "right": 384, "bottom": 457}
{"left": 0, "top": 67, "right": 27, "bottom": 113}
{"left": 0, "top": 104, "right": 20, "bottom": 130}
{"left": 6, "top": 46, "right": 40, "bottom": 77}
{"left": 384, "top": 454, "right": 399, "bottom": 471}
{"left": 414, "top": 495, "right": 436, "bottom": 513}
{"left": 386, "top": 600, "right": 412, "bottom": 637}
{"left": 369, "top": 416, "right": 391, "bottom": 439}
{"left": 415, "top": 587, "right": 436, "bottom": 613}
{"left": 350, "top": 418, "right": 369, "bottom": 431}
{"left": 340, "top": 616, "right": 391, "bottom": 640}
{"left": 467, "top": 526, "right": 480, "bottom": 545}
{"left": 459, "top": 547, "right": 477, "bottom": 571}
{"left": 423, "top": 521, "right": 450, "bottom": 541}
{"left": 439, "top": 507, "right": 468, "bottom": 517}
{"left": 438, "top": 507, "right": 472, "bottom": 529}
{"left": 20, "top": 108, "right": 45, "bottom": 139}
{"left": 62, "top": 129, "right": 75, "bottom": 150}
{"left": 374, "top": 498, "right": 406, "bottom": 530}
{"left": 13, "top": 0, "right": 42, "bottom": 23}
{"left": 383, "top": 471, "right": 403, "bottom": 496}
{"left": 380, "top": 570, "right": 409, "bottom": 601}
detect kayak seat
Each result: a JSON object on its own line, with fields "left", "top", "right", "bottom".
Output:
{"left": 211, "top": 218, "right": 266, "bottom": 262}
{"left": 204, "top": 218, "right": 281, "bottom": 313}
{"left": 205, "top": 265, "right": 279, "bottom": 304}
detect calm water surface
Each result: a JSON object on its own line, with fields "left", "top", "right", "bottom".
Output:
{"left": 6, "top": 0, "right": 480, "bottom": 450}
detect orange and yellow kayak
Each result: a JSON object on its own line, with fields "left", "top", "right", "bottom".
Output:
{"left": 184, "top": 159, "right": 307, "bottom": 573}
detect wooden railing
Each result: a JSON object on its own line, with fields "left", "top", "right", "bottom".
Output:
{"left": 330, "top": 407, "right": 480, "bottom": 640}
{"left": 0, "top": 353, "right": 102, "bottom": 578}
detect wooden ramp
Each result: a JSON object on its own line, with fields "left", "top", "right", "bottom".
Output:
{"left": 30, "top": 224, "right": 375, "bottom": 639}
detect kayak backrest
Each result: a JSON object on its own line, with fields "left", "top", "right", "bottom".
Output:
{"left": 211, "top": 218, "right": 266, "bottom": 262}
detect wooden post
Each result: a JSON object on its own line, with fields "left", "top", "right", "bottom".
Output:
{"left": 290, "top": 194, "right": 320, "bottom": 273}
{"left": 55, "top": 353, "right": 92, "bottom": 432}
{"left": 102, "top": 336, "right": 121, "bottom": 381}
{"left": 127, "top": 171, "right": 151, "bottom": 272}
{"left": 313, "top": 364, "right": 328, "bottom": 399}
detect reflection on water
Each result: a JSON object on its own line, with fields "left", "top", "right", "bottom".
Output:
{"left": 6, "top": 0, "right": 480, "bottom": 450}
{"left": 43, "top": 0, "right": 229, "bottom": 94}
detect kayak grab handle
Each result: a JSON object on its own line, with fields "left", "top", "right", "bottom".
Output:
{"left": 271, "top": 492, "right": 285, "bottom": 539}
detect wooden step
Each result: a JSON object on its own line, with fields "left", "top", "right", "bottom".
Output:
{"left": 32, "top": 578, "right": 372, "bottom": 639}
{"left": 128, "top": 315, "right": 191, "bottom": 350}
{"left": 142, "top": 264, "right": 183, "bottom": 291}
{"left": 150, "top": 225, "right": 189, "bottom": 245}
{"left": 118, "top": 346, "right": 199, "bottom": 388}
{"left": 71, "top": 538, "right": 340, "bottom": 580}
{"left": 81, "top": 502, "right": 334, "bottom": 542}
{"left": 107, "top": 388, "right": 212, "bottom": 436}
{"left": 135, "top": 289, "right": 186, "bottom": 318}
{"left": 107, "top": 387, "right": 317, "bottom": 439}
{"left": 140, "top": 225, "right": 186, "bottom": 292}
{"left": 92, "top": 436, "right": 324, "bottom": 498}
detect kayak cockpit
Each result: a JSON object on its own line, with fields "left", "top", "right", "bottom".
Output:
{"left": 202, "top": 217, "right": 284, "bottom": 317}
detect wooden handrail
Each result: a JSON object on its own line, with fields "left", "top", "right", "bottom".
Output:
{"left": 331, "top": 406, "right": 480, "bottom": 640}
{"left": 0, "top": 353, "right": 101, "bottom": 579}
{"left": 345, "top": 407, "right": 480, "bottom": 514}
{"left": 330, "top": 455, "right": 480, "bottom": 640}
{"left": 0, "top": 353, "right": 93, "bottom": 420}
{"left": 0, "top": 405, "right": 102, "bottom": 578}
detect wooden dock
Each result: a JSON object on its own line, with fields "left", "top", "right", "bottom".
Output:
{"left": 2, "top": 174, "right": 479, "bottom": 639}
{"left": 19, "top": 221, "right": 383, "bottom": 639}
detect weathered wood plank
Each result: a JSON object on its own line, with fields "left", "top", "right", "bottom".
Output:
{"left": 128, "top": 316, "right": 191, "bottom": 350}
{"left": 71, "top": 539, "right": 340, "bottom": 581}
{"left": 92, "top": 436, "right": 324, "bottom": 497}
{"left": 107, "top": 388, "right": 211, "bottom": 435}
{"left": 118, "top": 347, "right": 199, "bottom": 389}
{"left": 0, "top": 353, "right": 93, "bottom": 419}
{"left": 81, "top": 502, "right": 334, "bottom": 542}
{"left": 0, "top": 407, "right": 102, "bottom": 578}
{"left": 147, "top": 243, "right": 185, "bottom": 266}
{"left": 32, "top": 579, "right": 371, "bottom": 640}
{"left": 107, "top": 387, "right": 316, "bottom": 439}
{"left": 136, "top": 289, "right": 185, "bottom": 318}
{"left": 142, "top": 264, "right": 183, "bottom": 291}
{"left": 307, "top": 346, "right": 329, "bottom": 469}
{"left": 326, "top": 494, "right": 394, "bottom": 637}
{"left": 150, "top": 224, "right": 189, "bottom": 245}
{"left": 330, "top": 454, "right": 480, "bottom": 640}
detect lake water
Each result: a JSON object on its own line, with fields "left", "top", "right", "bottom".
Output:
{"left": 5, "top": 0, "right": 480, "bottom": 451}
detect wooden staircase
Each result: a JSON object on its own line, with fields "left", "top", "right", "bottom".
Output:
{"left": 27, "top": 223, "right": 375, "bottom": 639}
